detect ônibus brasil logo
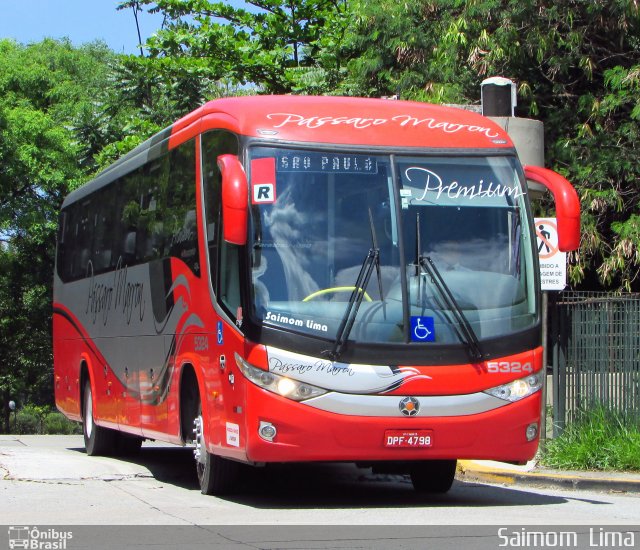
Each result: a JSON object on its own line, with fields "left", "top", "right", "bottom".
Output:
{"left": 8, "top": 527, "right": 73, "bottom": 550}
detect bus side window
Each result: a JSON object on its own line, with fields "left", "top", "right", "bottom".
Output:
{"left": 165, "top": 140, "right": 199, "bottom": 274}
{"left": 201, "top": 131, "right": 240, "bottom": 316}
{"left": 137, "top": 155, "right": 168, "bottom": 264}
{"left": 57, "top": 208, "right": 73, "bottom": 281}
{"left": 75, "top": 199, "right": 92, "bottom": 278}
{"left": 116, "top": 168, "right": 142, "bottom": 266}
{"left": 91, "top": 185, "right": 117, "bottom": 272}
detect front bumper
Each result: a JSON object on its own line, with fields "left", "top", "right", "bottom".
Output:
{"left": 244, "top": 383, "right": 541, "bottom": 464}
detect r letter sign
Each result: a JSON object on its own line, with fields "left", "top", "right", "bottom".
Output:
{"left": 251, "top": 157, "right": 277, "bottom": 204}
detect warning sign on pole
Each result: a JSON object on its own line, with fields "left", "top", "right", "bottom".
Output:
{"left": 535, "top": 217, "right": 566, "bottom": 291}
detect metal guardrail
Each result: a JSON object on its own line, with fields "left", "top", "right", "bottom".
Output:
{"left": 551, "top": 291, "right": 640, "bottom": 435}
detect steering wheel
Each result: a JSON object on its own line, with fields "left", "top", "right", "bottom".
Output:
{"left": 302, "top": 286, "right": 373, "bottom": 302}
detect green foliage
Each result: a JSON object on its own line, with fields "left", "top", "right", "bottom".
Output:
{"left": 542, "top": 407, "right": 640, "bottom": 471}
{"left": 9, "top": 403, "right": 80, "bottom": 435}
{"left": 92, "top": 117, "right": 163, "bottom": 171}
{"left": 0, "top": 39, "right": 128, "bottom": 430}
{"left": 336, "top": 0, "right": 474, "bottom": 101}
{"left": 43, "top": 411, "right": 82, "bottom": 435}
{"left": 119, "top": 0, "right": 350, "bottom": 94}
{"left": 15, "top": 405, "right": 41, "bottom": 435}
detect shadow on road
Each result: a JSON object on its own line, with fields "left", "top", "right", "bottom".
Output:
{"left": 69, "top": 443, "right": 581, "bottom": 510}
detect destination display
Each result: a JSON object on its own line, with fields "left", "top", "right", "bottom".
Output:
{"left": 276, "top": 152, "right": 378, "bottom": 174}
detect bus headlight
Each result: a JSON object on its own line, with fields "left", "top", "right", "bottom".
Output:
{"left": 483, "top": 374, "right": 543, "bottom": 402}
{"left": 235, "top": 353, "right": 328, "bottom": 401}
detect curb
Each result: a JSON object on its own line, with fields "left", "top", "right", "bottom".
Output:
{"left": 457, "top": 461, "right": 640, "bottom": 494}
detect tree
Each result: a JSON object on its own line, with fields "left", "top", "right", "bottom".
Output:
{"left": 0, "top": 39, "right": 126, "bottom": 429}
{"left": 117, "top": 0, "right": 350, "bottom": 94}
{"left": 325, "top": 0, "right": 512, "bottom": 101}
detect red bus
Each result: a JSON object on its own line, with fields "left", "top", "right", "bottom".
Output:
{"left": 53, "top": 96, "right": 580, "bottom": 495}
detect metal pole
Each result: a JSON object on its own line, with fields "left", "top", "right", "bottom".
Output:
{"left": 8, "top": 400, "right": 16, "bottom": 435}
{"left": 540, "top": 292, "right": 548, "bottom": 450}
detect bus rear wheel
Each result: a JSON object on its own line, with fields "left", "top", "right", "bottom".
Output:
{"left": 82, "top": 380, "right": 115, "bottom": 456}
{"left": 410, "top": 460, "right": 457, "bottom": 493}
{"left": 193, "top": 408, "right": 241, "bottom": 495}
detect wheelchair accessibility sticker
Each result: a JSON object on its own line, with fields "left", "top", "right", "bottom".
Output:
{"left": 216, "top": 321, "right": 224, "bottom": 345}
{"left": 410, "top": 316, "right": 435, "bottom": 342}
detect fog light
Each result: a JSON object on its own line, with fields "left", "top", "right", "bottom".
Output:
{"left": 526, "top": 423, "right": 538, "bottom": 442}
{"left": 259, "top": 421, "right": 277, "bottom": 442}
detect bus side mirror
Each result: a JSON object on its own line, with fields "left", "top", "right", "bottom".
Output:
{"left": 218, "top": 154, "right": 248, "bottom": 246}
{"left": 524, "top": 165, "right": 581, "bottom": 252}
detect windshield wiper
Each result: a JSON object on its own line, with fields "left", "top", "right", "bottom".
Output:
{"left": 369, "top": 208, "right": 386, "bottom": 319}
{"left": 419, "top": 256, "right": 483, "bottom": 361}
{"left": 324, "top": 248, "right": 378, "bottom": 361}
{"left": 324, "top": 209, "right": 383, "bottom": 361}
{"left": 414, "top": 213, "right": 483, "bottom": 362}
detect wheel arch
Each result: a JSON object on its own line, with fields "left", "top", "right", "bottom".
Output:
{"left": 179, "top": 362, "right": 203, "bottom": 444}
{"left": 79, "top": 359, "right": 91, "bottom": 420}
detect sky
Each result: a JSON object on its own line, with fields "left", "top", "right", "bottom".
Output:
{"left": 0, "top": 0, "right": 166, "bottom": 54}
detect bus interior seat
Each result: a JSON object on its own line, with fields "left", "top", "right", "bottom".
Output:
{"left": 124, "top": 231, "right": 137, "bottom": 261}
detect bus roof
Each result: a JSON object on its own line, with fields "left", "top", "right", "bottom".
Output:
{"left": 187, "top": 95, "right": 513, "bottom": 149}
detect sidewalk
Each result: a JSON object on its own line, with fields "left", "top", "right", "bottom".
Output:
{"left": 457, "top": 459, "right": 640, "bottom": 493}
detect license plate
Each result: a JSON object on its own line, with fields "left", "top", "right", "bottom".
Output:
{"left": 384, "top": 429, "right": 433, "bottom": 448}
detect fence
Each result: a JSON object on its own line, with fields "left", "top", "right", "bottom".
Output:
{"left": 551, "top": 291, "right": 640, "bottom": 435}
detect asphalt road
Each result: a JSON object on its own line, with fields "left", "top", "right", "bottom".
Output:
{"left": 1, "top": 435, "right": 639, "bottom": 535}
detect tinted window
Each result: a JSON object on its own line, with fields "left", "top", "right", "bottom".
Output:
{"left": 56, "top": 139, "right": 199, "bottom": 281}
{"left": 201, "top": 131, "right": 240, "bottom": 316}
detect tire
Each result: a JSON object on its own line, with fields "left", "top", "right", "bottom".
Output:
{"left": 83, "top": 380, "right": 115, "bottom": 456}
{"left": 410, "top": 460, "right": 457, "bottom": 493}
{"left": 193, "top": 403, "right": 241, "bottom": 495}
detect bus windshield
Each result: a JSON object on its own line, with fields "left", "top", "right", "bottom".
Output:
{"left": 248, "top": 146, "right": 536, "bottom": 349}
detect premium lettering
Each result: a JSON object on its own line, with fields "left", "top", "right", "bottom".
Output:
{"left": 405, "top": 167, "right": 525, "bottom": 202}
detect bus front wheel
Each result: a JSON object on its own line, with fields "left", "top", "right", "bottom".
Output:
{"left": 82, "top": 380, "right": 115, "bottom": 456}
{"left": 410, "top": 460, "right": 457, "bottom": 493}
{"left": 193, "top": 408, "right": 241, "bottom": 495}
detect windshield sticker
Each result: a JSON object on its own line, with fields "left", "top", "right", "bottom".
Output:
{"left": 266, "top": 112, "right": 500, "bottom": 139}
{"left": 266, "top": 347, "right": 432, "bottom": 394}
{"left": 404, "top": 167, "right": 525, "bottom": 202}
{"left": 265, "top": 311, "right": 328, "bottom": 333}
{"left": 276, "top": 152, "right": 378, "bottom": 174}
{"left": 411, "top": 316, "right": 435, "bottom": 342}
{"left": 260, "top": 242, "right": 313, "bottom": 249}
{"left": 251, "top": 158, "right": 277, "bottom": 204}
